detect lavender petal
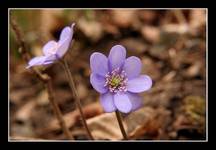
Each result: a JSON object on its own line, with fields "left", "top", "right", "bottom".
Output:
{"left": 42, "top": 40, "right": 58, "bottom": 56}
{"left": 90, "top": 52, "right": 108, "bottom": 76}
{"left": 108, "top": 45, "right": 126, "bottom": 71}
{"left": 56, "top": 24, "right": 74, "bottom": 58}
{"left": 26, "top": 56, "right": 46, "bottom": 69}
{"left": 59, "top": 24, "right": 74, "bottom": 41}
{"left": 114, "top": 92, "right": 132, "bottom": 113}
{"left": 127, "top": 75, "right": 152, "bottom": 93}
{"left": 126, "top": 92, "right": 143, "bottom": 111}
{"left": 123, "top": 56, "right": 142, "bottom": 79}
{"left": 56, "top": 37, "right": 72, "bottom": 58}
{"left": 100, "top": 92, "right": 116, "bottom": 112}
{"left": 90, "top": 73, "right": 108, "bottom": 94}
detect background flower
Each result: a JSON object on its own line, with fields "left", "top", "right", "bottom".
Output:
{"left": 90, "top": 45, "right": 152, "bottom": 113}
{"left": 26, "top": 23, "right": 75, "bottom": 68}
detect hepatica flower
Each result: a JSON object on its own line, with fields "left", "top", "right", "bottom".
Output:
{"left": 90, "top": 45, "right": 152, "bottom": 113}
{"left": 26, "top": 23, "right": 75, "bottom": 68}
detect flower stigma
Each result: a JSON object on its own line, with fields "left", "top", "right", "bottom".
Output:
{"left": 104, "top": 68, "right": 128, "bottom": 93}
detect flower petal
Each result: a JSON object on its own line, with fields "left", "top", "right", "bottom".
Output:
{"left": 127, "top": 75, "right": 152, "bottom": 93}
{"left": 126, "top": 92, "right": 143, "bottom": 111}
{"left": 56, "top": 38, "right": 72, "bottom": 58}
{"left": 26, "top": 56, "right": 46, "bottom": 69}
{"left": 43, "top": 55, "right": 56, "bottom": 65}
{"left": 90, "top": 73, "right": 108, "bottom": 94}
{"left": 43, "top": 60, "right": 55, "bottom": 65}
{"left": 123, "top": 56, "right": 142, "bottom": 79}
{"left": 44, "top": 54, "right": 57, "bottom": 62}
{"left": 90, "top": 52, "right": 108, "bottom": 76}
{"left": 42, "top": 40, "right": 58, "bottom": 56}
{"left": 114, "top": 93, "right": 132, "bottom": 113}
{"left": 100, "top": 93, "right": 116, "bottom": 113}
{"left": 56, "top": 24, "right": 74, "bottom": 58}
{"left": 59, "top": 24, "right": 74, "bottom": 41}
{"left": 108, "top": 45, "right": 126, "bottom": 71}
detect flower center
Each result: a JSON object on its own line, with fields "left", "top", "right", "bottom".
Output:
{"left": 104, "top": 68, "right": 128, "bottom": 93}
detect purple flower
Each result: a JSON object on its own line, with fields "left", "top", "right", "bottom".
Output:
{"left": 26, "top": 23, "right": 75, "bottom": 69}
{"left": 90, "top": 45, "right": 152, "bottom": 113}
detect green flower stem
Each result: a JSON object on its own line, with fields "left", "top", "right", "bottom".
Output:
{"left": 61, "top": 60, "right": 94, "bottom": 140}
{"left": 115, "top": 111, "right": 128, "bottom": 140}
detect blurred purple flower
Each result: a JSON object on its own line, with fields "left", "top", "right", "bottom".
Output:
{"left": 26, "top": 23, "right": 75, "bottom": 69}
{"left": 90, "top": 45, "right": 152, "bottom": 113}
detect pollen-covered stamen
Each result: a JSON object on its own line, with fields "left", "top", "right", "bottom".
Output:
{"left": 104, "top": 68, "right": 128, "bottom": 93}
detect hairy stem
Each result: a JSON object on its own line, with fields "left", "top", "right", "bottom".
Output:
{"left": 61, "top": 60, "right": 94, "bottom": 140}
{"left": 46, "top": 79, "right": 74, "bottom": 139}
{"left": 10, "top": 12, "right": 31, "bottom": 62}
{"left": 10, "top": 13, "right": 74, "bottom": 140}
{"left": 115, "top": 111, "right": 128, "bottom": 140}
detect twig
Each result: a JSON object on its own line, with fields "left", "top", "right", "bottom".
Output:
{"left": 10, "top": 12, "right": 74, "bottom": 140}
{"left": 46, "top": 79, "right": 74, "bottom": 139}
{"left": 115, "top": 111, "right": 128, "bottom": 140}
{"left": 10, "top": 12, "right": 31, "bottom": 63}
{"left": 60, "top": 60, "right": 94, "bottom": 140}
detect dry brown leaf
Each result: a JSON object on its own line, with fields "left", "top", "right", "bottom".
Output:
{"left": 14, "top": 89, "right": 51, "bottom": 122}
{"left": 173, "top": 115, "right": 190, "bottom": 130}
{"left": 15, "top": 100, "right": 37, "bottom": 122}
{"left": 189, "top": 10, "right": 206, "bottom": 30}
{"left": 78, "top": 18, "right": 103, "bottom": 42}
{"left": 120, "top": 38, "right": 148, "bottom": 54}
{"left": 139, "top": 10, "right": 157, "bottom": 24}
{"left": 40, "top": 10, "right": 64, "bottom": 41}
{"left": 35, "top": 90, "right": 49, "bottom": 106}
{"left": 184, "top": 61, "right": 202, "bottom": 78}
{"left": 42, "top": 102, "right": 103, "bottom": 133}
{"left": 141, "top": 26, "right": 160, "bottom": 43}
{"left": 111, "top": 10, "right": 136, "bottom": 28}
{"left": 87, "top": 112, "right": 128, "bottom": 140}
{"left": 162, "top": 23, "right": 189, "bottom": 35}
{"left": 125, "top": 107, "right": 171, "bottom": 139}
{"left": 102, "top": 23, "right": 120, "bottom": 35}
{"left": 10, "top": 88, "right": 34, "bottom": 105}
{"left": 141, "top": 56, "right": 161, "bottom": 80}
{"left": 125, "top": 107, "right": 155, "bottom": 133}
{"left": 162, "top": 71, "right": 176, "bottom": 82}
{"left": 77, "top": 83, "right": 88, "bottom": 100}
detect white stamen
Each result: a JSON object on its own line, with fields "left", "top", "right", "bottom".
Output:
{"left": 104, "top": 68, "right": 128, "bottom": 93}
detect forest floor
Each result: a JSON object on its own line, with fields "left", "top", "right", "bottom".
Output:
{"left": 9, "top": 9, "right": 206, "bottom": 140}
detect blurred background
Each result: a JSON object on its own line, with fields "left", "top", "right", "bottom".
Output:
{"left": 9, "top": 9, "right": 206, "bottom": 140}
